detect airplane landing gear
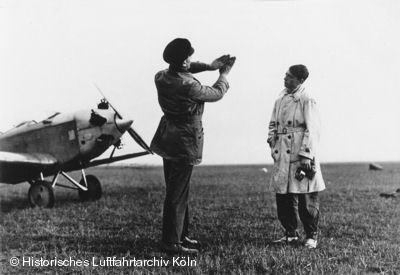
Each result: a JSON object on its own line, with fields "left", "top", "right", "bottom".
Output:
{"left": 27, "top": 169, "right": 102, "bottom": 207}
{"left": 78, "top": 175, "right": 102, "bottom": 201}
{"left": 28, "top": 181, "right": 55, "bottom": 208}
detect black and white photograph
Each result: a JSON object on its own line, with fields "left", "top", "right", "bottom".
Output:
{"left": 1, "top": 0, "right": 399, "bottom": 273}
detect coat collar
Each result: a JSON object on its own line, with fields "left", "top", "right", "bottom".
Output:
{"left": 281, "top": 85, "right": 305, "bottom": 102}
{"left": 168, "top": 65, "right": 189, "bottom": 73}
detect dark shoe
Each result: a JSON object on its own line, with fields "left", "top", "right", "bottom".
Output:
{"left": 160, "top": 242, "right": 198, "bottom": 255}
{"left": 182, "top": 236, "right": 201, "bottom": 249}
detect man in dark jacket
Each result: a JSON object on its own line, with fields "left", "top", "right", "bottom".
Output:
{"left": 151, "top": 38, "right": 235, "bottom": 254}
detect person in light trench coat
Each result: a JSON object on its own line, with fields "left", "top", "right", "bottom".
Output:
{"left": 268, "top": 64, "right": 325, "bottom": 249}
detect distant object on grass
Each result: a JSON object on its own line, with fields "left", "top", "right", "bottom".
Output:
{"left": 261, "top": 168, "right": 268, "bottom": 174}
{"left": 380, "top": 188, "right": 400, "bottom": 198}
{"left": 369, "top": 163, "right": 383, "bottom": 171}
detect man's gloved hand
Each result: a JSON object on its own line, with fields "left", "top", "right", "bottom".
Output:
{"left": 209, "top": 55, "right": 230, "bottom": 70}
{"left": 300, "top": 157, "right": 311, "bottom": 171}
{"left": 219, "top": 56, "right": 236, "bottom": 76}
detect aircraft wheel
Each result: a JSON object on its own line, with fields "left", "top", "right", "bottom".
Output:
{"left": 28, "top": 181, "right": 55, "bottom": 208}
{"left": 78, "top": 175, "right": 102, "bottom": 201}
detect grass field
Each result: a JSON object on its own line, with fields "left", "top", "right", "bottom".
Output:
{"left": 1, "top": 163, "right": 400, "bottom": 274}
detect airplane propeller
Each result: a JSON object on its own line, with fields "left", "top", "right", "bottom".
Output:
{"left": 93, "top": 84, "right": 153, "bottom": 154}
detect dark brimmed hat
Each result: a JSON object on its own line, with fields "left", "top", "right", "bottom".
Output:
{"left": 163, "top": 38, "right": 194, "bottom": 65}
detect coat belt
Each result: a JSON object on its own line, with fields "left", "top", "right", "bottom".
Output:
{"left": 276, "top": 126, "right": 305, "bottom": 135}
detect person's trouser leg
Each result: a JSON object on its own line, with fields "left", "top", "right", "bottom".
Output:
{"left": 276, "top": 193, "right": 299, "bottom": 236}
{"left": 162, "top": 159, "right": 193, "bottom": 244}
{"left": 298, "top": 192, "right": 320, "bottom": 239}
{"left": 181, "top": 205, "right": 189, "bottom": 239}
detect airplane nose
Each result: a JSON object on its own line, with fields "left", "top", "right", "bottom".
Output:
{"left": 115, "top": 118, "right": 133, "bottom": 133}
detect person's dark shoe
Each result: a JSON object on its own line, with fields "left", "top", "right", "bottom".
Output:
{"left": 182, "top": 236, "right": 201, "bottom": 249}
{"left": 160, "top": 242, "right": 198, "bottom": 255}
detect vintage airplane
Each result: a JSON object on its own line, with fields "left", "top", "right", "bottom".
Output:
{"left": 0, "top": 98, "right": 152, "bottom": 208}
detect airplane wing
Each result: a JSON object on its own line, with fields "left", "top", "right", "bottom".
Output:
{"left": 0, "top": 152, "right": 58, "bottom": 184}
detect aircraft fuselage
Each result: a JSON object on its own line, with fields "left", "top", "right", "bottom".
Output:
{"left": 0, "top": 108, "right": 132, "bottom": 183}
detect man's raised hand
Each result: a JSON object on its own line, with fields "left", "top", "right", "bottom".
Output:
{"left": 209, "top": 55, "right": 231, "bottom": 70}
{"left": 219, "top": 56, "right": 236, "bottom": 76}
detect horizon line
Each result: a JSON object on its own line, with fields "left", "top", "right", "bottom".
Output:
{"left": 96, "top": 160, "right": 400, "bottom": 167}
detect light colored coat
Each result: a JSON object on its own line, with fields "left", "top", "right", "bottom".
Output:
{"left": 268, "top": 86, "right": 325, "bottom": 194}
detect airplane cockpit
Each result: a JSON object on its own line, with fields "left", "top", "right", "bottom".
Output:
{"left": 16, "top": 120, "right": 38, "bottom": 127}
{"left": 41, "top": 112, "right": 61, "bottom": 124}
{"left": 2, "top": 120, "right": 38, "bottom": 135}
{"left": 45, "top": 112, "right": 61, "bottom": 120}
{"left": 2, "top": 113, "right": 65, "bottom": 136}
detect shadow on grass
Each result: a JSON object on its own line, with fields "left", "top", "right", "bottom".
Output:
{"left": 0, "top": 197, "right": 31, "bottom": 213}
{"left": 0, "top": 193, "right": 98, "bottom": 213}
{"left": 30, "top": 234, "right": 162, "bottom": 258}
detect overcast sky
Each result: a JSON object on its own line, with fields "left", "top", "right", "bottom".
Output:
{"left": 1, "top": 0, "right": 399, "bottom": 165}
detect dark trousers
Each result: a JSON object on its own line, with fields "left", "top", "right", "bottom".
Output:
{"left": 276, "top": 192, "right": 320, "bottom": 239}
{"left": 162, "top": 158, "right": 194, "bottom": 244}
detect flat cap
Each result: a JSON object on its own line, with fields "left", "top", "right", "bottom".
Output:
{"left": 163, "top": 38, "right": 194, "bottom": 65}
